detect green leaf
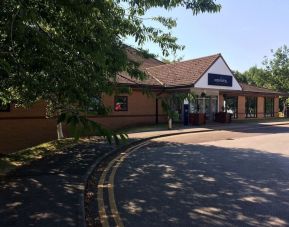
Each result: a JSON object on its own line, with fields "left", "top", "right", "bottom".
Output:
{"left": 0, "top": 0, "right": 221, "bottom": 142}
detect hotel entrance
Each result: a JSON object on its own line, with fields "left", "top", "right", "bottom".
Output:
{"left": 205, "top": 96, "right": 218, "bottom": 121}
{"left": 190, "top": 95, "right": 218, "bottom": 122}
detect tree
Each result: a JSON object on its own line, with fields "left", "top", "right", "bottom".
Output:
{"left": 234, "top": 45, "right": 289, "bottom": 114}
{"left": 263, "top": 45, "right": 289, "bottom": 92}
{"left": 234, "top": 67, "right": 270, "bottom": 87}
{"left": 233, "top": 70, "right": 249, "bottom": 84}
{"left": 0, "top": 0, "right": 221, "bottom": 141}
{"left": 263, "top": 45, "right": 289, "bottom": 113}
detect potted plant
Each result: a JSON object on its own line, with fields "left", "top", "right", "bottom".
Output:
{"left": 189, "top": 112, "right": 206, "bottom": 125}
{"left": 215, "top": 106, "right": 232, "bottom": 123}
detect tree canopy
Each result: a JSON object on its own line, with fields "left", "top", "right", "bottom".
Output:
{"left": 234, "top": 45, "right": 289, "bottom": 113}
{"left": 263, "top": 45, "right": 289, "bottom": 92}
{"left": 0, "top": 0, "right": 221, "bottom": 140}
{"left": 235, "top": 45, "right": 289, "bottom": 93}
{"left": 234, "top": 67, "right": 270, "bottom": 87}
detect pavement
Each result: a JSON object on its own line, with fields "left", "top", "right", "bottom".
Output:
{"left": 88, "top": 122, "right": 289, "bottom": 227}
{"left": 0, "top": 140, "right": 114, "bottom": 227}
{"left": 1, "top": 120, "right": 289, "bottom": 227}
{"left": 128, "top": 120, "right": 289, "bottom": 139}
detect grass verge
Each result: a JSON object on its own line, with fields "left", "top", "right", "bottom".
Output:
{"left": 0, "top": 138, "right": 83, "bottom": 177}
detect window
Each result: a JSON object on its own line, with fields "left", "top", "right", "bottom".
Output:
{"left": 88, "top": 96, "right": 101, "bottom": 112}
{"left": 0, "top": 102, "right": 10, "bottom": 112}
{"left": 114, "top": 96, "right": 128, "bottom": 111}
{"left": 191, "top": 97, "right": 204, "bottom": 113}
{"left": 225, "top": 96, "right": 238, "bottom": 119}
{"left": 245, "top": 97, "right": 257, "bottom": 118}
{"left": 265, "top": 97, "right": 274, "bottom": 117}
{"left": 190, "top": 96, "right": 218, "bottom": 121}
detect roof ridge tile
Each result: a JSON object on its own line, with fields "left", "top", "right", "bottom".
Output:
{"left": 145, "top": 53, "right": 220, "bottom": 70}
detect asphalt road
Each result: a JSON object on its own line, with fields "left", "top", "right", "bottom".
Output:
{"left": 103, "top": 124, "right": 289, "bottom": 227}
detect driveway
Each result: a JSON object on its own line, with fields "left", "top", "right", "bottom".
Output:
{"left": 92, "top": 124, "right": 289, "bottom": 227}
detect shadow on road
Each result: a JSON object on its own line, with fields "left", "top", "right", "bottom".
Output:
{"left": 115, "top": 141, "right": 289, "bottom": 227}
{"left": 0, "top": 142, "right": 112, "bottom": 227}
{"left": 208, "top": 123, "right": 289, "bottom": 135}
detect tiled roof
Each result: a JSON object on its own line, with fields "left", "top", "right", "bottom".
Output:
{"left": 146, "top": 54, "right": 221, "bottom": 87}
{"left": 115, "top": 48, "right": 285, "bottom": 95}
{"left": 117, "top": 52, "right": 221, "bottom": 87}
{"left": 115, "top": 46, "right": 165, "bottom": 86}
{"left": 116, "top": 71, "right": 163, "bottom": 86}
{"left": 125, "top": 46, "right": 164, "bottom": 70}
{"left": 240, "top": 83, "right": 282, "bottom": 95}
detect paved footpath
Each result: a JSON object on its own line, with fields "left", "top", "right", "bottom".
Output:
{"left": 1, "top": 120, "right": 289, "bottom": 227}
{"left": 0, "top": 141, "right": 113, "bottom": 227}
{"left": 128, "top": 120, "right": 289, "bottom": 139}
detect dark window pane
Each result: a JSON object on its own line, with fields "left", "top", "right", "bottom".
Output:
{"left": 114, "top": 96, "right": 128, "bottom": 111}
{"left": 88, "top": 96, "right": 101, "bottom": 112}
{"left": 245, "top": 97, "right": 257, "bottom": 118}
{"left": 265, "top": 97, "right": 274, "bottom": 117}
{"left": 225, "top": 96, "right": 238, "bottom": 119}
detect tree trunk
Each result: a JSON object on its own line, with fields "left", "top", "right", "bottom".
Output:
{"left": 57, "top": 109, "right": 64, "bottom": 139}
{"left": 168, "top": 118, "right": 172, "bottom": 130}
{"left": 57, "top": 122, "right": 64, "bottom": 139}
{"left": 283, "top": 100, "right": 286, "bottom": 115}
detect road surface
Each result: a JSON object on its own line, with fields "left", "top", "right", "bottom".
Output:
{"left": 96, "top": 124, "right": 289, "bottom": 227}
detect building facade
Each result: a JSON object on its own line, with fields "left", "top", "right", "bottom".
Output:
{"left": 0, "top": 48, "right": 285, "bottom": 153}
{"left": 115, "top": 51, "right": 282, "bottom": 124}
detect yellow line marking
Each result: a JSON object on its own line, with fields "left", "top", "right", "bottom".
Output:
{"left": 108, "top": 142, "right": 150, "bottom": 227}
{"left": 97, "top": 141, "right": 150, "bottom": 227}
{"left": 108, "top": 164, "right": 124, "bottom": 227}
{"left": 97, "top": 157, "right": 118, "bottom": 227}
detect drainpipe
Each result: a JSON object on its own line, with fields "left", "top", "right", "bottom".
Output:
{"left": 155, "top": 98, "right": 159, "bottom": 124}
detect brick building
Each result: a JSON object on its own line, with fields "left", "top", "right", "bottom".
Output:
{"left": 0, "top": 48, "right": 285, "bottom": 153}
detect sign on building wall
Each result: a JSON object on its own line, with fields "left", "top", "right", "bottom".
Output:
{"left": 208, "top": 73, "right": 233, "bottom": 87}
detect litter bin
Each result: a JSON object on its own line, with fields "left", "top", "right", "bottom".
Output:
{"left": 183, "top": 104, "right": 189, "bottom": 126}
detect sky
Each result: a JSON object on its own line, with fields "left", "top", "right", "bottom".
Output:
{"left": 125, "top": 0, "right": 289, "bottom": 72}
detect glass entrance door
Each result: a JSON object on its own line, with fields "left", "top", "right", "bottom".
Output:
{"left": 205, "top": 96, "right": 218, "bottom": 121}
{"left": 211, "top": 96, "right": 218, "bottom": 121}
{"left": 205, "top": 98, "right": 211, "bottom": 119}
{"left": 191, "top": 96, "right": 218, "bottom": 121}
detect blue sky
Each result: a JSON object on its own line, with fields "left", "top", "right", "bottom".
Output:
{"left": 125, "top": 0, "right": 289, "bottom": 72}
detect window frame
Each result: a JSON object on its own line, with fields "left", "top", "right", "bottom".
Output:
{"left": 225, "top": 96, "right": 238, "bottom": 119}
{"left": 114, "top": 96, "right": 128, "bottom": 112}
{"left": 264, "top": 97, "right": 274, "bottom": 118}
{"left": 245, "top": 96, "right": 257, "bottom": 118}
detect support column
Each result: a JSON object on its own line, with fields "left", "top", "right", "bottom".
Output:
{"left": 257, "top": 97, "right": 265, "bottom": 118}
{"left": 238, "top": 96, "right": 246, "bottom": 119}
{"left": 219, "top": 94, "right": 224, "bottom": 112}
{"left": 274, "top": 96, "right": 279, "bottom": 116}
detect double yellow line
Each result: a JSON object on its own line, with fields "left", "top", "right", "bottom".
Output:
{"left": 97, "top": 141, "right": 150, "bottom": 227}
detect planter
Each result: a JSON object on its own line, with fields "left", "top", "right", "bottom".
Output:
{"left": 215, "top": 112, "right": 232, "bottom": 123}
{"left": 189, "top": 113, "right": 206, "bottom": 125}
